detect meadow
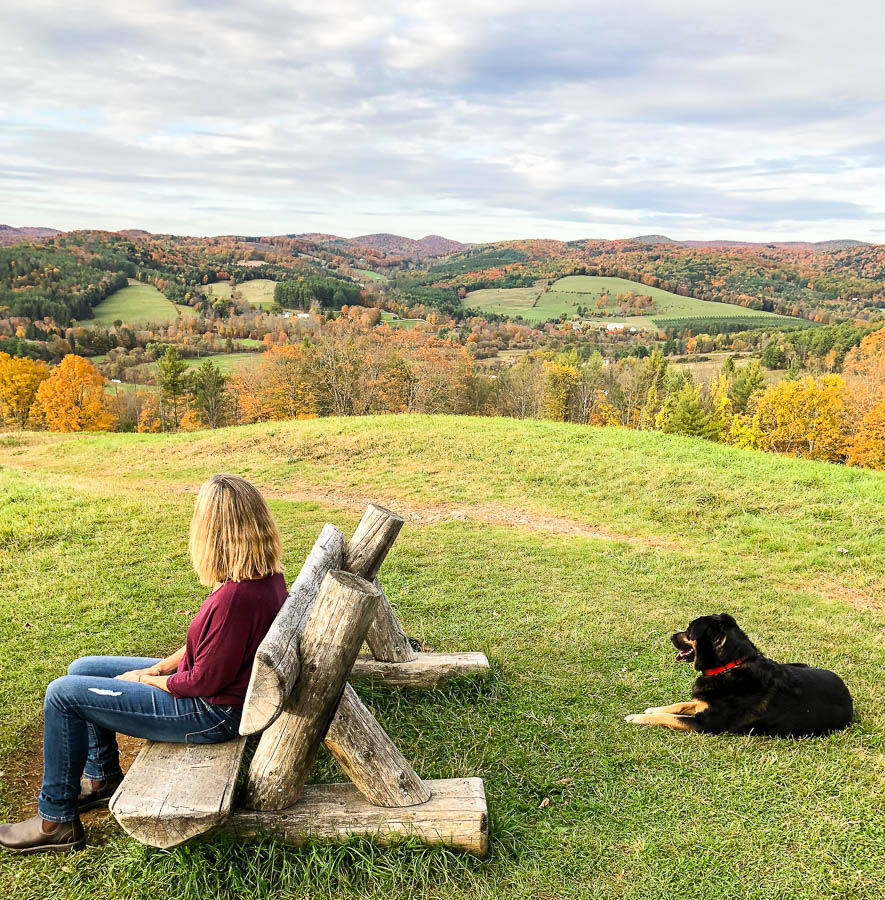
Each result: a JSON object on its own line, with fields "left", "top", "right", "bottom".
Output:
{"left": 467, "top": 276, "right": 808, "bottom": 331}
{"left": 380, "top": 310, "right": 431, "bottom": 330}
{"left": 353, "top": 268, "right": 390, "bottom": 283}
{"left": 203, "top": 279, "right": 278, "bottom": 309}
{"left": 89, "top": 282, "right": 194, "bottom": 327}
{"left": 0, "top": 416, "right": 883, "bottom": 900}
{"left": 142, "top": 351, "right": 263, "bottom": 375}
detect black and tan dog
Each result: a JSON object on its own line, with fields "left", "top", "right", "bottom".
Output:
{"left": 625, "top": 614, "right": 853, "bottom": 736}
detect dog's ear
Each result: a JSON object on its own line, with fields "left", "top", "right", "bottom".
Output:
{"left": 716, "top": 613, "right": 737, "bottom": 629}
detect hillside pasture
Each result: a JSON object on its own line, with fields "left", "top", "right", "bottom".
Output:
{"left": 0, "top": 416, "right": 883, "bottom": 900}
{"left": 465, "top": 286, "right": 543, "bottom": 318}
{"left": 469, "top": 276, "right": 810, "bottom": 331}
{"left": 89, "top": 281, "right": 184, "bottom": 326}
{"left": 352, "top": 268, "right": 390, "bottom": 283}
{"left": 204, "top": 279, "right": 278, "bottom": 309}
{"left": 380, "top": 310, "right": 431, "bottom": 330}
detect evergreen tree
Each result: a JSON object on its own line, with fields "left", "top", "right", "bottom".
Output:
{"left": 157, "top": 346, "right": 189, "bottom": 430}
{"left": 656, "top": 383, "right": 715, "bottom": 438}
{"left": 730, "top": 360, "right": 765, "bottom": 413}
{"left": 190, "top": 360, "right": 229, "bottom": 429}
{"left": 761, "top": 341, "right": 787, "bottom": 369}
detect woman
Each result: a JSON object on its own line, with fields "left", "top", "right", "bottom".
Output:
{"left": 0, "top": 474, "right": 287, "bottom": 854}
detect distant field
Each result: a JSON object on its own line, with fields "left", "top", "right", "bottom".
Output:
{"left": 352, "top": 268, "right": 389, "bottom": 282}
{"left": 465, "top": 286, "right": 542, "bottom": 318}
{"left": 204, "top": 279, "right": 277, "bottom": 309}
{"left": 380, "top": 310, "right": 430, "bottom": 330}
{"left": 143, "top": 352, "right": 263, "bottom": 375}
{"left": 468, "top": 276, "right": 809, "bottom": 331}
{"left": 90, "top": 282, "right": 184, "bottom": 326}
{"left": 669, "top": 351, "right": 783, "bottom": 386}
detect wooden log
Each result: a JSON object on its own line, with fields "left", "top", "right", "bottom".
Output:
{"left": 324, "top": 683, "right": 431, "bottom": 807}
{"left": 240, "top": 524, "right": 345, "bottom": 736}
{"left": 343, "top": 503, "right": 404, "bottom": 581}
{"left": 365, "top": 580, "right": 417, "bottom": 663}
{"left": 242, "top": 570, "right": 382, "bottom": 810}
{"left": 109, "top": 737, "right": 246, "bottom": 849}
{"left": 350, "top": 651, "right": 490, "bottom": 689}
{"left": 226, "top": 778, "right": 489, "bottom": 856}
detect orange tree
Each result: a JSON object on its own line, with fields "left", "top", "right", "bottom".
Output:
{"left": 0, "top": 352, "right": 49, "bottom": 429}
{"left": 846, "top": 399, "right": 885, "bottom": 470}
{"left": 35, "top": 354, "right": 115, "bottom": 432}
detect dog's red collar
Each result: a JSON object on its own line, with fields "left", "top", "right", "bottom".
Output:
{"left": 703, "top": 658, "right": 749, "bottom": 677}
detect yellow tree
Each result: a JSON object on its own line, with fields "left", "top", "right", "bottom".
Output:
{"left": 843, "top": 327, "right": 885, "bottom": 419}
{"left": 0, "top": 353, "right": 49, "bottom": 429}
{"left": 729, "top": 375, "right": 849, "bottom": 461}
{"left": 541, "top": 361, "right": 578, "bottom": 422}
{"left": 35, "top": 354, "right": 115, "bottom": 432}
{"left": 845, "top": 399, "right": 885, "bottom": 470}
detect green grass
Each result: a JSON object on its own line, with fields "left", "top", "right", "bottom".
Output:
{"left": 465, "top": 286, "right": 542, "bottom": 319}
{"left": 204, "top": 280, "right": 277, "bottom": 310}
{"left": 89, "top": 282, "right": 185, "bottom": 327}
{"left": 353, "top": 268, "right": 390, "bottom": 283}
{"left": 468, "top": 277, "right": 807, "bottom": 330}
{"left": 0, "top": 417, "right": 883, "bottom": 900}
{"left": 141, "top": 352, "right": 263, "bottom": 375}
{"left": 380, "top": 311, "right": 430, "bottom": 330}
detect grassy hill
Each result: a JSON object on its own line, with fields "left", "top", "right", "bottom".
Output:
{"left": 89, "top": 281, "right": 195, "bottom": 326}
{"left": 0, "top": 416, "right": 882, "bottom": 900}
{"left": 467, "top": 276, "right": 812, "bottom": 331}
{"left": 204, "top": 279, "right": 277, "bottom": 309}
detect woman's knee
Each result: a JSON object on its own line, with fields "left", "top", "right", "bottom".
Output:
{"left": 44, "top": 674, "right": 76, "bottom": 709}
{"left": 67, "top": 656, "right": 103, "bottom": 677}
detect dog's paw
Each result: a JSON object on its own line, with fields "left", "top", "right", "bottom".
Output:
{"left": 624, "top": 714, "right": 647, "bottom": 725}
{"left": 644, "top": 706, "right": 662, "bottom": 714}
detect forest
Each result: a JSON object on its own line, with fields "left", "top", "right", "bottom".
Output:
{"left": 0, "top": 228, "right": 883, "bottom": 471}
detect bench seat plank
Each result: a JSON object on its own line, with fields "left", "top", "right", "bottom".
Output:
{"left": 109, "top": 737, "right": 247, "bottom": 849}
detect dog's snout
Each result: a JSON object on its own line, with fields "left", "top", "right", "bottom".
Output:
{"left": 671, "top": 631, "right": 691, "bottom": 650}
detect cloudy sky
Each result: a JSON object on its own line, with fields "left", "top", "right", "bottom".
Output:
{"left": 1, "top": 0, "right": 883, "bottom": 242}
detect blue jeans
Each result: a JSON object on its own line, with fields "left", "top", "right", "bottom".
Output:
{"left": 38, "top": 656, "right": 242, "bottom": 823}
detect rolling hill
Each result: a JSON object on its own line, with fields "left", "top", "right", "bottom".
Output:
{"left": 0, "top": 224, "right": 61, "bottom": 246}
{"left": 0, "top": 415, "right": 882, "bottom": 900}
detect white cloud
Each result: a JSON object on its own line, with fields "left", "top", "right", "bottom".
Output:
{"left": 1, "top": 0, "right": 884, "bottom": 241}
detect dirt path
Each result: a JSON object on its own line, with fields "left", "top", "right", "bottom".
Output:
{"left": 262, "top": 487, "right": 683, "bottom": 550}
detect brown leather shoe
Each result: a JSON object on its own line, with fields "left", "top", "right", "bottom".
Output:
{"left": 78, "top": 773, "right": 124, "bottom": 812}
{"left": 0, "top": 815, "right": 85, "bottom": 854}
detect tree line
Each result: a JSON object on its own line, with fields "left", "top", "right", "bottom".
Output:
{"left": 1, "top": 324, "right": 882, "bottom": 471}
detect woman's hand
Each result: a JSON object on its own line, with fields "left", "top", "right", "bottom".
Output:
{"left": 115, "top": 667, "right": 158, "bottom": 682}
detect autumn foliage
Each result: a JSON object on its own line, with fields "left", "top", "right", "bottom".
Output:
{"left": 0, "top": 352, "right": 49, "bottom": 428}
{"left": 35, "top": 354, "right": 114, "bottom": 432}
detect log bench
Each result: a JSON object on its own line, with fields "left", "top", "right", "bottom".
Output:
{"left": 109, "top": 504, "right": 489, "bottom": 855}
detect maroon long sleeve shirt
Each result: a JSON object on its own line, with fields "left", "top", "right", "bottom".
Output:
{"left": 166, "top": 572, "right": 287, "bottom": 706}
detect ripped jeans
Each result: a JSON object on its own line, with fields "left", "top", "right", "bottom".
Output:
{"left": 38, "top": 656, "right": 241, "bottom": 823}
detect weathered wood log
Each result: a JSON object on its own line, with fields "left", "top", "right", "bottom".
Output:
{"left": 109, "top": 737, "right": 246, "bottom": 849}
{"left": 240, "top": 524, "right": 345, "bottom": 736}
{"left": 324, "top": 683, "right": 431, "bottom": 807}
{"left": 350, "top": 651, "right": 490, "bottom": 688}
{"left": 225, "top": 777, "right": 489, "bottom": 856}
{"left": 242, "top": 570, "right": 382, "bottom": 810}
{"left": 365, "top": 580, "right": 417, "bottom": 663}
{"left": 343, "top": 503, "right": 404, "bottom": 581}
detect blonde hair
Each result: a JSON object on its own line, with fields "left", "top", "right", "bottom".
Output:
{"left": 189, "top": 474, "right": 282, "bottom": 586}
